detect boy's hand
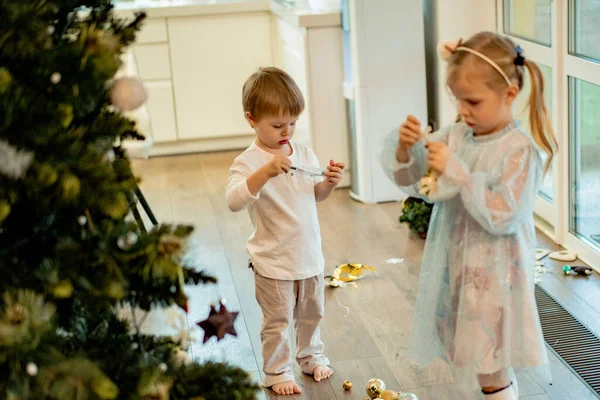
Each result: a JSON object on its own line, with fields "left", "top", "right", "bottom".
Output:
{"left": 426, "top": 141, "right": 450, "bottom": 175}
{"left": 264, "top": 155, "right": 291, "bottom": 178}
{"left": 325, "top": 159, "right": 345, "bottom": 186}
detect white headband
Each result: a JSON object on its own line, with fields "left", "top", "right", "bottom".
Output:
{"left": 438, "top": 40, "right": 513, "bottom": 86}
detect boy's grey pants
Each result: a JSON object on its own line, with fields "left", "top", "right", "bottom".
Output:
{"left": 254, "top": 271, "right": 330, "bottom": 387}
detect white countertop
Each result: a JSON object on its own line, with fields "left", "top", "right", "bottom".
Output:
{"left": 114, "top": 0, "right": 270, "bottom": 18}
{"left": 270, "top": 0, "right": 340, "bottom": 28}
{"left": 113, "top": 0, "right": 340, "bottom": 27}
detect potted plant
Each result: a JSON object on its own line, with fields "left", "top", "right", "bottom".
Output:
{"left": 399, "top": 197, "right": 434, "bottom": 239}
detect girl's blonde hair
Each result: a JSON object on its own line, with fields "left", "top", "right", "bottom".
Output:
{"left": 447, "top": 32, "right": 557, "bottom": 172}
{"left": 242, "top": 67, "right": 305, "bottom": 122}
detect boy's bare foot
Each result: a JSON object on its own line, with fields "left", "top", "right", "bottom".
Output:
{"left": 272, "top": 381, "right": 302, "bottom": 395}
{"left": 313, "top": 365, "right": 333, "bottom": 382}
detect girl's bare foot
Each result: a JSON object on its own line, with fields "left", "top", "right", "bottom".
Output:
{"left": 313, "top": 365, "right": 333, "bottom": 382}
{"left": 272, "top": 381, "right": 302, "bottom": 395}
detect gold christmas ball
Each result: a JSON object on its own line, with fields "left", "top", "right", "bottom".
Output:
{"left": 365, "top": 378, "right": 386, "bottom": 398}
{"left": 343, "top": 380, "right": 353, "bottom": 390}
{"left": 380, "top": 389, "right": 400, "bottom": 400}
{"left": 0, "top": 200, "right": 10, "bottom": 223}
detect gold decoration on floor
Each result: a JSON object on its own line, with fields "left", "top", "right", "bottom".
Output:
{"left": 343, "top": 380, "right": 353, "bottom": 390}
{"left": 363, "top": 378, "right": 419, "bottom": 399}
{"left": 380, "top": 389, "right": 399, "bottom": 400}
{"left": 365, "top": 378, "right": 386, "bottom": 398}
{"left": 325, "top": 263, "right": 375, "bottom": 287}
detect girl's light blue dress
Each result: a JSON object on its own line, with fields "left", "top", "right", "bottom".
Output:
{"left": 382, "top": 122, "right": 549, "bottom": 384}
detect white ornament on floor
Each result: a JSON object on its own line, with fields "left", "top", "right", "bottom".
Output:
{"left": 110, "top": 77, "right": 147, "bottom": 111}
{"left": 386, "top": 258, "right": 405, "bottom": 264}
{"left": 549, "top": 250, "right": 577, "bottom": 262}
{"left": 535, "top": 248, "right": 550, "bottom": 261}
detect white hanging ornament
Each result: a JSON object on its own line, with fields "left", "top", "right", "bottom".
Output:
{"left": 117, "top": 231, "right": 138, "bottom": 250}
{"left": 110, "top": 77, "right": 147, "bottom": 111}
{"left": 159, "top": 363, "right": 168, "bottom": 372}
{"left": 26, "top": 362, "right": 38, "bottom": 376}
{"left": 78, "top": 215, "right": 87, "bottom": 226}
{"left": 50, "top": 72, "right": 62, "bottom": 84}
{"left": 173, "top": 348, "right": 192, "bottom": 367}
{"left": 47, "top": 25, "right": 55, "bottom": 35}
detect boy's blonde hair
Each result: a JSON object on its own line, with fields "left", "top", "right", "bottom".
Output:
{"left": 242, "top": 67, "right": 305, "bottom": 121}
{"left": 447, "top": 31, "right": 558, "bottom": 172}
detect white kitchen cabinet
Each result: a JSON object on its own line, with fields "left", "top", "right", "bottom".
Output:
{"left": 144, "top": 80, "right": 178, "bottom": 143}
{"left": 168, "top": 12, "right": 272, "bottom": 140}
{"left": 133, "top": 44, "right": 172, "bottom": 80}
{"left": 114, "top": 1, "right": 347, "bottom": 164}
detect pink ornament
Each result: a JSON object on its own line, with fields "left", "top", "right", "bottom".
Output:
{"left": 110, "top": 77, "right": 147, "bottom": 111}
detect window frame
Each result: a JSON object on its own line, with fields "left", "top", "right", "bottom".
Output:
{"left": 497, "top": 0, "right": 600, "bottom": 269}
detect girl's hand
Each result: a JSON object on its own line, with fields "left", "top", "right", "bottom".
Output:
{"left": 325, "top": 159, "right": 345, "bottom": 186}
{"left": 264, "top": 155, "right": 291, "bottom": 178}
{"left": 426, "top": 142, "right": 450, "bottom": 175}
{"left": 399, "top": 115, "right": 422, "bottom": 150}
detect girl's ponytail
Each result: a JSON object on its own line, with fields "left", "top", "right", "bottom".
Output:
{"left": 524, "top": 60, "right": 557, "bottom": 172}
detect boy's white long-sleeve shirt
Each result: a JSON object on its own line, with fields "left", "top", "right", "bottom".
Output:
{"left": 226, "top": 141, "right": 325, "bottom": 280}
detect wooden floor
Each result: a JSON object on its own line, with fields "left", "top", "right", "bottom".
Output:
{"left": 131, "top": 151, "right": 600, "bottom": 400}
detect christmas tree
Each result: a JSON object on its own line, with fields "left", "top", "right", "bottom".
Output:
{"left": 0, "top": 1, "right": 259, "bottom": 398}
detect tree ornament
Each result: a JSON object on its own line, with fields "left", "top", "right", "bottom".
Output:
{"left": 0, "top": 201, "right": 11, "bottom": 223}
{"left": 57, "top": 103, "right": 74, "bottom": 128}
{"left": 117, "top": 231, "right": 138, "bottom": 250}
{"left": 563, "top": 265, "right": 593, "bottom": 276}
{"left": 78, "top": 215, "right": 87, "bottom": 226}
{"left": 47, "top": 25, "right": 55, "bottom": 35}
{"left": 343, "top": 380, "right": 353, "bottom": 390}
{"left": 365, "top": 378, "right": 386, "bottom": 398}
{"left": 398, "top": 392, "right": 419, "bottom": 400}
{"left": 380, "top": 390, "right": 399, "bottom": 400}
{"left": 50, "top": 72, "right": 61, "bottom": 84}
{"left": 173, "top": 347, "right": 192, "bottom": 367}
{"left": 110, "top": 77, "right": 147, "bottom": 111}
{"left": 0, "top": 139, "right": 34, "bottom": 179}
{"left": 52, "top": 280, "right": 73, "bottom": 298}
{"left": 0, "top": 67, "right": 12, "bottom": 94}
{"left": 38, "top": 163, "right": 58, "bottom": 186}
{"left": 165, "top": 307, "right": 195, "bottom": 350}
{"left": 61, "top": 173, "right": 81, "bottom": 202}
{"left": 158, "top": 234, "right": 184, "bottom": 256}
{"left": 26, "top": 362, "right": 38, "bottom": 376}
{"left": 196, "top": 301, "right": 239, "bottom": 343}
{"left": 159, "top": 363, "right": 167, "bottom": 372}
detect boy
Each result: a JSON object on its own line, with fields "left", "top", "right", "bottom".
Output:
{"left": 226, "top": 67, "right": 344, "bottom": 395}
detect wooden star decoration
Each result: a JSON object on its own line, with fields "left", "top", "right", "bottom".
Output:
{"left": 196, "top": 301, "right": 239, "bottom": 343}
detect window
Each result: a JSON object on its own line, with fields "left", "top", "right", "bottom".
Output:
{"left": 569, "top": 78, "right": 600, "bottom": 249}
{"left": 503, "top": 0, "right": 552, "bottom": 46}
{"left": 570, "top": 0, "right": 600, "bottom": 62}
{"left": 500, "top": 0, "right": 600, "bottom": 266}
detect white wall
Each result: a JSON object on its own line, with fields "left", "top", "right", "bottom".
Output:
{"left": 426, "top": 0, "right": 497, "bottom": 127}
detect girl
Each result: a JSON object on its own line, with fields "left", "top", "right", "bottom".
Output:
{"left": 382, "top": 32, "right": 557, "bottom": 399}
